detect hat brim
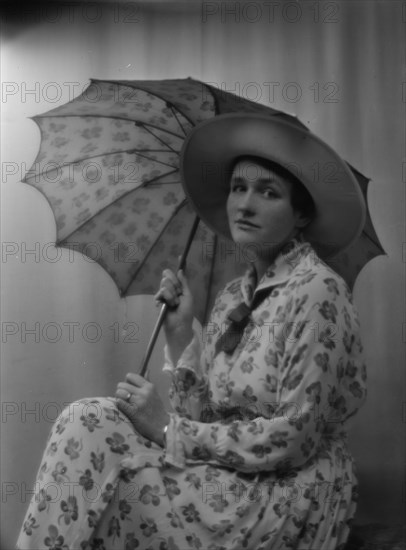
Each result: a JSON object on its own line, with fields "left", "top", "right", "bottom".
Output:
{"left": 180, "top": 113, "right": 366, "bottom": 259}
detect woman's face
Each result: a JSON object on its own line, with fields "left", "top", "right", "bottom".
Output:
{"left": 226, "top": 158, "right": 308, "bottom": 257}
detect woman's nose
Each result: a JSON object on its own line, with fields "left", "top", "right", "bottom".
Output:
{"left": 237, "top": 190, "right": 255, "bottom": 213}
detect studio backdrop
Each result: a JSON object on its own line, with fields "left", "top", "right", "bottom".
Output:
{"left": 1, "top": 1, "right": 404, "bottom": 547}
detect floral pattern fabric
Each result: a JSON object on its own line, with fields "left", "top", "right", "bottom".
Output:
{"left": 16, "top": 237, "right": 367, "bottom": 550}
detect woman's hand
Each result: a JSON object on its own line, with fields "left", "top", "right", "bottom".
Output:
{"left": 116, "top": 373, "right": 170, "bottom": 446}
{"left": 154, "top": 267, "right": 194, "bottom": 364}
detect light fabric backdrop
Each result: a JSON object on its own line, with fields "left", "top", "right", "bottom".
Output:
{"left": 1, "top": 1, "right": 405, "bottom": 547}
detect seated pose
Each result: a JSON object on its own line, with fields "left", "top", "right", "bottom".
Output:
{"left": 17, "top": 114, "right": 367, "bottom": 550}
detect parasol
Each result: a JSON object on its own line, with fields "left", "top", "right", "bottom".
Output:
{"left": 23, "top": 78, "right": 385, "bottom": 375}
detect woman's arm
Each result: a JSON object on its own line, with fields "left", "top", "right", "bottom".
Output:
{"left": 156, "top": 267, "right": 219, "bottom": 420}
{"left": 155, "top": 268, "right": 195, "bottom": 364}
{"left": 162, "top": 289, "right": 225, "bottom": 420}
{"left": 164, "top": 276, "right": 367, "bottom": 472}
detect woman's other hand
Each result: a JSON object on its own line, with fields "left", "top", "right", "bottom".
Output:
{"left": 116, "top": 373, "right": 170, "bottom": 446}
{"left": 154, "top": 268, "right": 194, "bottom": 363}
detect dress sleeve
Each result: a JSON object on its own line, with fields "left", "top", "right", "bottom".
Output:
{"left": 162, "top": 331, "right": 209, "bottom": 421}
{"left": 162, "top": 290, "right": 225, "bottom": 421}
{"left": 164, "top": 275, "right": 367, "bottom": 473}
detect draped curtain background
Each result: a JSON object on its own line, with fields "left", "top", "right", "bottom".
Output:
{"left": 1, "top": 1, "right": 404, "bottom": 547}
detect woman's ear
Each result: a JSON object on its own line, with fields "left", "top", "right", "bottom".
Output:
{"left": 295, "top": 211, "right": 312, "bottom": 229}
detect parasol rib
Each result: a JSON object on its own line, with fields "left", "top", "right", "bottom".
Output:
{"left": 122, "top": 197, "right": 189, "bottom": 295}
{"left": 24, "top": 149, "right": 179, "bottom": 183}
{"left": 135, "top": 121, "right": 179, "bottom": 154}
{"left": 360, "top": 230, "right": 383, "bottom": 250}
{"left": 55, "top": 169, "right": 180, "bottom": 244}
{"left": 166, "top": 103, "right": 190, "bottom": 136}
{"left": 125, "top": 150, "right": 178, "bottom": 169}
{"left": 99, "top": 78, "right": 200, "bottom": 127}
{"left": 33, "top": 114, "right": 187, "bottom": 141}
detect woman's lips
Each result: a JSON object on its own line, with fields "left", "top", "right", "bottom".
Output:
{"left": 234, "top": 219, "right": 260, "bottom": 229}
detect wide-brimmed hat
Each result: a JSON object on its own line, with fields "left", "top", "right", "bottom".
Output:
{"left": 180, "top": 113, "right": 366, "bottom": 259}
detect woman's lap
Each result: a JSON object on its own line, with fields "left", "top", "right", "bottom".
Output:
{"left": 16, "top": 397, "right": 357, "bottom": 550}
{"left": 16, "top": 397, "right": 166, "bottom": 550}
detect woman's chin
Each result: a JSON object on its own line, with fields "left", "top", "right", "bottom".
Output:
{"left": 230, "top": 229, "right": 261, "bottom": 246}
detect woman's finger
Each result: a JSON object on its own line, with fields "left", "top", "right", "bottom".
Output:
{"left": 116, "top": 398, "right": 138, "bottom": 423}
{"left": 116, "top": 382, "right": 142, "bottom": 399}
{"left": 115, "top": 387, "right": 132, "bottom": 400}
{"left": 159, "top": 277, "right": 178, "bottom": 297}
{"left": 155, "top": 283, "right": 179, "bottom": 300}
{"left": 162, "top": 269, "right": 182, "bottom": 292}
{"left": 154, "top": 287, "right": 180, "bottom": 307}
{"left": 126, "top": 373, "right": 146, "bottom": 387}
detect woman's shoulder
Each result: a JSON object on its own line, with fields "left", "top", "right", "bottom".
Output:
{"left": 222, "top": 275, "right": 244, "bottom": 295}
{"left": 288, "top": 246, "right": 354, "bottom": 305}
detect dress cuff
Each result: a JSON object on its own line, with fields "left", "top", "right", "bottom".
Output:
{"left": 163, "top": 413, "right": 186, "bottom": 469}
{"left": 162, "top": 330, "right": 201, "bottom": 376}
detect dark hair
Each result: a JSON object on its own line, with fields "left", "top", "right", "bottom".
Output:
{"left": 233, "top": 155, "right": 316, "bottom": 222}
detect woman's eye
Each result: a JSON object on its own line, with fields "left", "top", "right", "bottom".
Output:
{"left": 231, "top": 184, "right": 245, "bottom": 193}
{"left": 263, "top": 188, "right": 277, "bottom": 198}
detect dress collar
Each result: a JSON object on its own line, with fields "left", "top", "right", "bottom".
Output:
{"left": 240, "top": 235, "right": 314, "bottom": 307}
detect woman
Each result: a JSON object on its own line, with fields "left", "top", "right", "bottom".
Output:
{"left": 17, "top": 114, "right": 367, "bottom": 550}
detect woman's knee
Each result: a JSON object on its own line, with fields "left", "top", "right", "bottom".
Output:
{"left": 53, "top": 397, "right": 119, "bottom": 435}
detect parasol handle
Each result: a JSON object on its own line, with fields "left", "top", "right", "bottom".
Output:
{"left": 138, "top": 215, "right": 200, "bottom": 378}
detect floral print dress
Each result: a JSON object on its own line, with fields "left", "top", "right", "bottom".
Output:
{"left": 16, "top": 237, "right": 367, "bottom": 550}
